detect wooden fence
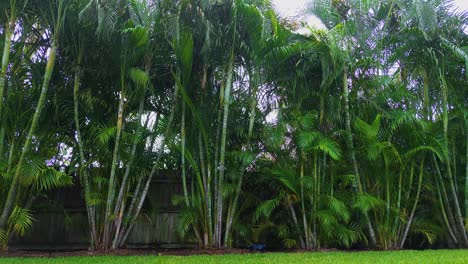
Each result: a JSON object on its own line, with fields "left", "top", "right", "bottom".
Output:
{"left": 10, "top": 171, "right": 188, "bottom": 249}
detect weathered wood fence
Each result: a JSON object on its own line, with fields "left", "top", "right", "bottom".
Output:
{"left": 11, "top": 171, "right": 188, "bottom": 249}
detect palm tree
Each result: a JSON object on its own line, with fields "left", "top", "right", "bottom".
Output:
{"left": 0, "top": 0, "right": 68, "bottom": 230}
{"left": 0, "top": 0, "right": 73, "bottom": 248}
{"left": 384, "top": 0, "right": 468, "bottom": 247}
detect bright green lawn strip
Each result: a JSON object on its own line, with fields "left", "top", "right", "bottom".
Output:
{"left": 1, "top": 250, "right": 468, "bottom": 264}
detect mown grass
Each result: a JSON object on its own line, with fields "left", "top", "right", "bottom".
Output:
{"left": 1, "top": 250, "right": 468, "bottom": 264}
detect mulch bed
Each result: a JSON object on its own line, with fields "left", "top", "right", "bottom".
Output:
{"left": 0, "top": 248, "right": 252, "bottom": 258}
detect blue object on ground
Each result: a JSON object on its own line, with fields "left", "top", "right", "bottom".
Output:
{"left": 248, "top": 243, "right": 266, "bottom": 252}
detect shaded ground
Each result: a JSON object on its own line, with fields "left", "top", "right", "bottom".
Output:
{"left": 0, "top": 248, "right": 251, "bottom": 258}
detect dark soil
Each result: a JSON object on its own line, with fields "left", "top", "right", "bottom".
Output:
{"left": 0, "top": 248, "right": 252, "bottom": 258}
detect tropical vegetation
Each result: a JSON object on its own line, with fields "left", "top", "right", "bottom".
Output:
{"left": 0, "top": 0, "right": 467, "bottom": 251}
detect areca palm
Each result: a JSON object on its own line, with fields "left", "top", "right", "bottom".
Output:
{"left": 0, "top": 0, "right": 31, "bottom": 155}
{"left": 55, "top": 0, "right": 165, "bottom": 250}
{"left": 383, "top": 0, "right": 468, "bottom": 247}
{"left": 0, "top": 0, "right": 466, "bottom": 251}
{"left": 0, "top": 0, "right": 69, "bottom": 229}
{"left": 254, "top": 110, "right": 363, "bottom": 249}
{"left": 306, "top": 0, "right": 383, "bottom": 246}
{"left": 0, "top": 0, "right": 73, "bottom": 248}
{"left": 168, "top": 0, "right": 282, "bottom": 248}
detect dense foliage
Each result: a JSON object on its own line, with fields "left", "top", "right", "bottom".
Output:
{"left": 0, "top": 0, "right": 467, "bottom": 250}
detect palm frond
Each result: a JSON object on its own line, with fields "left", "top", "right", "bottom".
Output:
{"left": 129, "top": 67, "right": 149, "bottom": 88}
{"left": 30, "top": 167, "right": 73, "bottom": 192}
{"left": 255, "top": 198, "right": 280, "bottom": 220}
{"left": 175, "top": 206, "right": 198, "bottom": 238}
{"left": 8, "top": 206, "right": 34, "bottom": 237}
{"left": 352, "top": 193, "right": 385, "bottom": 213}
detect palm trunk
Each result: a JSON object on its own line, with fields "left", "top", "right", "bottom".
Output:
{"left": 216, "top": 49, "right": 235, "bottom": 247}
{"left": 0, "top": 128, "right": 5, "bottom": 160}
{"left": 6, "top": 138, "right": 14, "bottom": 174}
{"left": 465, "top": 121, "right": 468, "bottom": 226}
{"left": 223, "top": 73, "right": 257, "bottom": 247}
{"left": 181, "top": 101, "right": 190, "bottom": 206}
{"left": 212, "top": 89, "right": 223, "bottom": 246}
{"left": 384, "top": 159, "right": 391, "bottom": 232}
{"left": 319, "top": 95, "right": 324, "bottom": 126}
{"left": 110, "top": 93, "right": 145, "bottom": 249}
{"left": 201, "top": 98, "right": 213, "bottom": 246}
{"left": 435, "top": 175, "right": 458, "bottom": 244}
{"left": 396, "top": 162, "right": 414, "bottom": 241}
{"left": 0, "top": 42, "right": 58, "bottom": 230}
{"left": 117, "top": 84, "right": 178, "bottom": 247}
{"left": 116, "top": 110, "right": 159, "bottom": 248}
{"left": 422, "top": 71, "right": 430, "bottom": 121}
{"left": 448, "top": 165, "right": 467, "bottom": 245}
{"left": 436, "top": 180, "right": 458, "bottom": 244}
{"left": 103, "top": 88, "right": 125, "bottom": 249}
{"left": 441, "top": 77, "right": 468, "bottom": 247}
{"left": 330, "top": 160, "right": 334, "bottom": 197}
{"left": 314, "top": 152, "right": 319, "bottom": 248}
{"left": 73, "top": 66, "right": 98, "bottom": 249}
{"left": 288, "top": 203, "right": 305, "bottom": 248}
{"left": 199, "top": 131, "right": 211, "bottom": 246}
{"left": 111, "top": 197, "right": 126, "bottom": 250}
{"left": 0, "top": 20, "right": 14, "bottom": 155}
{"left": 453, "top": 138, "right": 458, "bottom": 196}
{"left": 300, "top": 154, "right": 310, "bottom": 249}
{"left": 433, "top": 154, "right": 459, "bottom": 244}
{"left": 342, "top": 69, "right": 377, "bottom": 247}
{"left": 399, "top": 157, "right": 424, "bottom": 248}
{"left": 179, "top": 97, "right": 203, "bottom": 245}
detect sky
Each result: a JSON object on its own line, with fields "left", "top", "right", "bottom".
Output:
{"left": 272, "top": 0, "right": 468, "bottom": 28}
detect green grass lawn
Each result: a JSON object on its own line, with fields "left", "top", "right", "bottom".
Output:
{"left": 1, "top": 250, "right": 468, "bottom": 264}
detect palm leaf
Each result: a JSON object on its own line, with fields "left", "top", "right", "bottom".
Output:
{"left": 255, "top": 198, "right": 280, "bottom": 220}
{"left": 352, "top": 193, "right": 385, "bottom": 213}
{"left": 8, "top": 206, "right": 33, "bottom": 236}
{"left": 30, "top": 168, "right": 73, "bottom": 192}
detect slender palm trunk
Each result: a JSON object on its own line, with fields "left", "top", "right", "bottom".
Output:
{"left": 103, "top": 88, "right": 125, "bottom": 249}
{"left": 436, "top": 179, "right": 458, "bottom": 245}
{"left": 73, "top": 66, "right": 98, "bottom": 249}
{"left": 400, "top": 158, "right": 424, "bottom": 248}
{"left": 181, "top": 101, "right": 189, "bottom": 206}
{"left": 288, "top": 203, "right": 305, "bottom": 248}
{"left": 216, "top": 50, "right": 235, "bottom": 247}
{"left": 117, "top": 85, "right": 178, "bottom": 247}
{"left": 313, "top": 153, "right": 319, "bottom": 248}
{"left": 300, "top": 154, "right": 310, "bottom": 249}
{"left": 197, "top": 123, "right": 210, "bottom": 245}
{"left": 0, "top": 42, "right": 58, "bottom": 230}
{"left": 453, "top": 138, "right": 458, "bottom": 196}
{"left": 422, "top": 71, "right": 430, "bottom": 121}
{"left": 342, "top": 70, "right": 377, "bottom": 247}
{"left": 384, "top": 159, "right": 391, "bottom": 230}
{"left": 465, "top": 121, "right": 468, "bottom": 226}
{"left": 6, "top": 139, "right": 14, "bottom": 174}
{"left": 0, "top": 20, "right": 14, "bottom": 155}
{"left": 126, "top": 114, "right": 157, "bottom": 228}
{"left": 111, "top": 93, "right": 146, "bottom": 250}
{"left": 223, "top": 74, "right": 257, "bottom": 246}
{"left": 319, "top": 95, "right": 324, "bottom": 126}
{"left": 213, "top": 89, "right": 223, "bottom": 246}
{"left": 441, "top": 77, "right": 468, "bottom": 247}
{"left": 433, "top": 154, "right": 459, "bottom": 244}
{"left": 199, "top": 131, "right": 211, "bottom": 246}
{"left": 395, "top": 162, "right": 414, "bottom": 242}
{"left": 116, "top": 111, "right": 159, "bottom": 247}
